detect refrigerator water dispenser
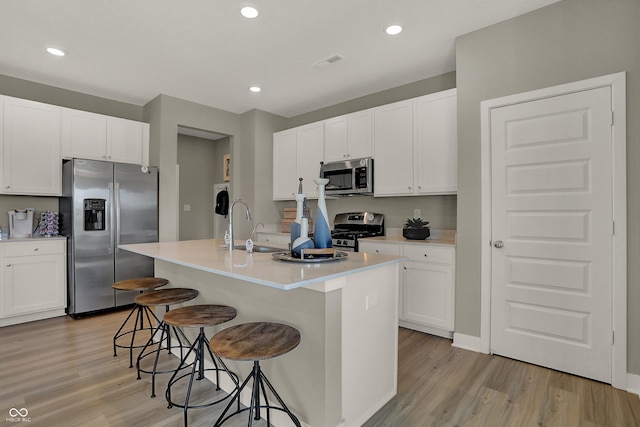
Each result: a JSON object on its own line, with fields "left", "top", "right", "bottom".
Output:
{"left": 83, "top": 199, "right": 105, "bottom": 231}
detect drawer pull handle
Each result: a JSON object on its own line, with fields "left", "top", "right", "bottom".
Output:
{"left": 34, "top": 248, "right": 39, "bottom": 251}
{"left": 376, "top": 249, "right": 380, "bottom": 253}
{"left": 6, "top": 264, "right": 11, "bottom": 267}
{"left": 424, "top": 253, "right": 428, "bottom": 257}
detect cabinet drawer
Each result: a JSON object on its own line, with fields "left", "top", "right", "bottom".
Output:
{"left": 3, "top": 241, "right": 64, "bottom": 257}
{"left": 403, "top": 245, "right": 452, "bottom": 264}
{"left": 359, "top": 242, "right": 401, "bottom": 256}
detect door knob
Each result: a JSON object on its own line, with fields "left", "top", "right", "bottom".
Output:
{"left": 494, "top": 240, "right": 504, "bottom": 248}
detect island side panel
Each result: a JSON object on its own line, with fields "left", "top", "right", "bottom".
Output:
{"left": 342, "top": 263, "right": 399, "bottom": 426}
{"left": 155, "top": 259, "right": 343, "bottom": 427}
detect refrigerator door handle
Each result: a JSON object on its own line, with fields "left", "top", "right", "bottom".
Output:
{"left": 108, "top": 182, "right": 115, "bottom": 254}
{"left": 115, "top": 181, "right": 121, "bottom": 253}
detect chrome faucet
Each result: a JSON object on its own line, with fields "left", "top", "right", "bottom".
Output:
{"left": 228, "top": 198, "right": 252, "bottom": 250}
{"left": 250, "top": 222, "right": 265, "bottom": 241}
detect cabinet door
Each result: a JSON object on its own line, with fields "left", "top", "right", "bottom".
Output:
{"left": 273, "top": 129, "right": 298, "bottom": 200}
{"left": 61, "top": 108, "right": 108, "bottom": 160}
{"left": 373, "top": 99, "right": 414, "bottom": 196}
{"left": 346, "top": 109, "right": 373, "bottom": 160}
{"left": 415, "top": 89, "right": 457, "bottom": 194}
{"left": 2, "top": 97, "right": 61, "bottom": 195}
{"left": 2, "top": 253, "right": 66, "bottom": 316}
{"left": 107, "top": 117, "right": 146, "bottom": 164}
{"left": 324, "top": 116, "right": 348, "bottom": 162}
{"left": 401, "top": 261, "right": 453, "bottom": 330}
{"left": 296, "top": 122, "right": 324, "bottom": 199}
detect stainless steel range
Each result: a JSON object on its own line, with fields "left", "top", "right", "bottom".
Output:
{"left": 331, "top": 212, "right": 385, "bottom": 252}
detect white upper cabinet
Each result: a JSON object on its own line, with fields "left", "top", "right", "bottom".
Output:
{"left": 296, "top": 122, "right": 324, "bottom": 199}
{"left": 61, "top": 108, "right": 107, "bottom": 160}
{"left": 62, "top": 108, "right": 149, "bottom": 165}
{"left": 273, "top": 123, "right": 324, "bottom": 200}
{"left": 273, "top": 129, "right": 298, "bottom": 200}
{"left": 414, "top": 89, "right": 457, "bottom": 195}
{"left": 324, "top": 109, "right": 373, "bottom": 162}
{"left": 274, "top": 88, "right": 457, "bottom": 199}
{"left": 1, "top": 96, "right": 62, "bottom": 196}
{"left": 373, "top": 99, "right": 414, "bottom": 196}
{"left": 374, "top": 89, "right": 457, "bottom": 197}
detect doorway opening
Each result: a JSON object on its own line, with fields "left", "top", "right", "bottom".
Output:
{"left": 177, "top": 126, "right": 230, "bottom": 241}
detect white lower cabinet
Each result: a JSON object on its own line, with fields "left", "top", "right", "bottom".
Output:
{"left": 359, "top": 240, "right": 455, "bottom": 338}
{"left": 1, "top": 240, "right": 67, "bottom": 326}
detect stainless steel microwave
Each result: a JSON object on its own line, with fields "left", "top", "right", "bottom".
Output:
{"left": 323, "top": 157, "right": 373, "bottom": 196}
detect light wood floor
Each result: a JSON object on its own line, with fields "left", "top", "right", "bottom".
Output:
{"left": 1, "top": 311, "right": 639, "bottom": 427}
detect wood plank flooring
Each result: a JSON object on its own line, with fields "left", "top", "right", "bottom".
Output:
{"left": 364, "top": 328, "right": 640, "bottom": 427}
{"left": 1, "top": 311, "right": 639, "bottom": 426}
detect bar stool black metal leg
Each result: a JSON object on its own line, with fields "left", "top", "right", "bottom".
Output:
{"left": 213, "top": 368, "right": 255, "bottom": 427}
{"left": 213, "top": 360, "right": 301, "bottom": 427}
{"left": 113, "top": 304, "right": 139, "bottom": 357}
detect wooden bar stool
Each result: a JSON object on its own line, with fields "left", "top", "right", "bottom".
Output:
{"left": 164, "top": 304, "right": 239, "bottom": 427}
{"left": 210, "top": 322, "right": 302, "bottom": 427}
{"left": 113, "top": 277, "right": 169, "bottom": 368}
{"left": 134, "top": 287, "right": 199, "bottom": 398}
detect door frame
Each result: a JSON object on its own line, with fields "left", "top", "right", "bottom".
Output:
{"left": 479, "top": 72, "right": 627, "bottom": 389}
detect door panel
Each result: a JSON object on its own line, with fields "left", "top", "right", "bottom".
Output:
{"left": 114, "top": 163, "right": 157, "bottom": 305}
{"left": 490, "top": 86, "right": 613, "bottom": 383}
{"left": 72, "top": 159, "right": 115, "bottom": 313}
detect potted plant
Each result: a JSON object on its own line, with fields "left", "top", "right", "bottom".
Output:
{"left": 403, "top": 218, "right": 430, "bottom": 240}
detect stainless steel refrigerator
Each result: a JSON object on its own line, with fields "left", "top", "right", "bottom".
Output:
{"left": 60, "top": 159, "right": 159, "bottom": 316}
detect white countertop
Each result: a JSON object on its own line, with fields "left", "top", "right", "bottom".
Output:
{"left": 119, "top": 239, "right": 405, "bottom": 291}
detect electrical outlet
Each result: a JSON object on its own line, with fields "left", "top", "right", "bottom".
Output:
{"left": 413, "top": 209, "right": 421, "bottom": 218}
{"left": 184, "top": 204, "right": 191, "bottom": 212}
{"left": 366, "top": 292, "right": 379, "bottom": 310}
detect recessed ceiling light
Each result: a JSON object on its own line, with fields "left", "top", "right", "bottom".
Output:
{"left": 249, "top": 86, "right": 261, "bottom": 93}
{"left": 385, "top": 24, "right": 403, "bottom": 36}
{"left": 46, "top": 47, "right": 66, "bottom": 56}
{"left": 240, "top": 6, "right": 259, "bottom": 19}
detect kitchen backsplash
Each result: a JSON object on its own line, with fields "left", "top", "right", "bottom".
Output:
{"left": 275, "top": 194, "right": 457, "bottom": 230}
{"left": 0, "top": 195, "right": 59, "bottom": 228}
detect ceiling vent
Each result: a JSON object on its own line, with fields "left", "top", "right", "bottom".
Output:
{"left": 313, "top": 54, "right": 345, "bottom": 69}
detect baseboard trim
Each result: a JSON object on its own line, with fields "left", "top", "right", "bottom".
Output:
{"left": 452, "top": 333, "right": 482, "bottom": 353}
{"left": 628, "top": 373, "right": 640, "bottom": 397}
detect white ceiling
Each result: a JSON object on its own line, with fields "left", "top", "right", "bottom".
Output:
{"left": 0, "top": 0, "right": 560, "bottom": 118}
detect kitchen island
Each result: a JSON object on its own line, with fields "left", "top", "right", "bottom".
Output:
{"left": 119, "top": 239, "right": 403, "bottom": 427}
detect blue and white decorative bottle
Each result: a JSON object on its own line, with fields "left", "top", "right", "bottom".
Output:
{"left": 313, "top": 162, "right": 333, "bottom": 250}
{"left": 290, "top": 178, "right": 305, "bottom": 246}
{"left": 292, "top": 208, "right": 314, "bottom": 258}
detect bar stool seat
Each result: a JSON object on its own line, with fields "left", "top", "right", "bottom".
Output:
{"left": 164, "top": 304, "right": 239, "bottom": 427}
{"left": 112, "top": 277, "right": 169, "bottom": 368}
{"left": 210, "top": 322, "right": 302, "bottom": 427}
{"left": 135, "top": 288, "right": 200, "bottom": 398}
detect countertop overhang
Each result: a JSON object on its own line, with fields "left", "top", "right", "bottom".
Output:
{"left": 119, "top": 239, "right": 405, "bottom": 291}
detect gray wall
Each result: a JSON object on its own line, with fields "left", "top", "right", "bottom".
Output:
{"left": 455, "top": 0, "right": 640, "bottom": 374}
{"left": 142, "top": 95, "right": 286, "bottom": 242}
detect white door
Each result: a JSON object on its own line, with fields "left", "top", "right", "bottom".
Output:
{"left": 490, "top": 86, "right": 613, "bottom": 383}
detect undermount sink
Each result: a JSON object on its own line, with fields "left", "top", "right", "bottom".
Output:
{"left": 233, "top": 244, "right": 283, "bottom": 253}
